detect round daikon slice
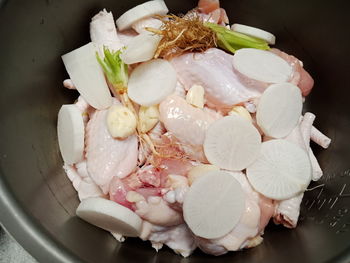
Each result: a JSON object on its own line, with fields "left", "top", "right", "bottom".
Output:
{"left": 76, "top": 197, "right": 142, "bottom": 237}
{"left": 187, "top": 164, "right": 219, "bottom": 185}
{"left": 183, "top": 171, "right": 245, "bottom": 239}
{"left": 256, "top": 83, "right": 302, "bottom": 138}
{"left": 116, "top": 0, "right": 168, "bottom": 31}
{"left": 231, "top": 24, "right": 276, "bottom": 45}
{"left": 246, "top": 139, "right": 311, "bottom": 200}
{"left": 127, "top": 59, "right": 177, "bottom": 106}
{"left": 204, "top": 116, "right": 261, "bottom": 171}
{"left": 232, "top": 48, "right": 292, "bottom": 84}
{"left": 120, "top": 32, "right": 162, "bottom": 64}
{"left": 57, "top": 104, "right": 85, "bottom": 165}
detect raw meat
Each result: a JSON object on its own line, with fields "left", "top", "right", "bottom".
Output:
{"left": 85, "top": 100, "right": 138, "bottom": 194}
{"left": 159, "top": 94, "right": 219, "bottom": 162}
{"left": 171, "top": 48, "right": 260, "bottom": 110}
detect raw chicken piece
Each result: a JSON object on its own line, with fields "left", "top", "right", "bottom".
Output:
{"left": 132, "top": 17, "right": 163, "bottom": 34}
{"left": 108, "top": 166, "right": 164, "bottom": 210}
{"left": 111, "top": 232, "right": 125, "bottom": 242}
{"left": 63, "top": 79, "right": 76, "bottom": 90}
{"left": 198, "top": 0, "right": 220, "bottom": 13}
{"left": 171, "top": 48, "right": 260, "bottom": 109}
{"left": 109, "top": 176, "right": 134, "bottom": 210}
{"left": 135, "top": 196, "right": 183, "bottom": 226}
{"left": 163, "top": 174, "right": 190, "bottom": 212}
{"left": 109, "top": 159, "right": 190, "bottom": 212}
{"left": 90, "top": 9, "right": 123, "bottom": 53}
{"left": 194, "top": 172, "right": 266, "bottom": 255}
{"left": 85, "top": 100, "right": 138, "bottom": 194}
{"left": 311, "top": 126, "right": 331, "bottom": 149}
{"left": 149, "top": 121, "right": 166, "bottom": 143}
{"left": 159, "top": 94, "right": 219, "bottom": 162}
{"left": 138, "top": 122, "right": 167, "bottom": 166}
{"left": 137, "top": 165, "right": 162, "bottom": 188}
{"left": 74, "top": 96, "right": 94, "bottom": 126}
{"left": 174, "top": 81, "right": 186, "bottom": 98}
{"left": 75, "top": 96, "right": 90, "bottom": 114}
{"left": 271, "top": 48, "right": 314, "bottom": 96}
{"left": 258, "top": 194, "right": 275, "bottom": 232}
{"left": 158, "top": 158, "right": 193, "bottom": 177}
{"left": 300, "top": 113, "right": 324, "bottom": 181}
{"left": 273, "top": 194, "right": 303, "bottom": 228}
{"left": 274, "top": 113, "right": 324, "bottom": 228}
{"left": 63, "top": 162, "right": 104, "bottom": 201}
{"left": 140, "top": 221, "right": 196, "bottom": 257}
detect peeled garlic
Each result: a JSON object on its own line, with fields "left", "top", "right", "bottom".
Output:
{"left": 107, "top": 105, "right": 137, "bottom": 139}
{"left": 186, "top": 84, "right": 205, "bottom": 109}
{"left": 126, "top": 191, "right": 145, "bottom": 203}
{"left": 188, "top": 164, "right": 219, "bottom": 185}
{"left": 228, "top": 105, "right": 252, "bottom": 122}
{"left": 139, "top": 105, "right": 160, "bottom": 133}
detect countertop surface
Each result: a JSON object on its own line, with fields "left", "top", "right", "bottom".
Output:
{"left": 0, "top": 225, "right": 37, "bottom": 263}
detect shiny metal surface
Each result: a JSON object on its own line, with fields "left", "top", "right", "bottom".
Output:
{"left": 0, "top": 0, "right": 349, "bottom": 262}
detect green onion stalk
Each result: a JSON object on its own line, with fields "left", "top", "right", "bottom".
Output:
{"left": 205, "top": 22, "right": 270, "bottom": 54}
{"left": 96, "top": 47, "right": 158, "bottom": 153}
{"left": 96, "top": 47, "right": 135, "bottom": 114}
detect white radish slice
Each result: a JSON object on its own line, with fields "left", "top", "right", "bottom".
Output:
{"left": 116, "top": 0, "right": 168, "bottom": 31}
{"left": 76, "top": 197, "right": 143, "bottom": 237}
{"left": 204, "top": 116, "right": 261, "bottom": 171}
{"left": 132, "top": 17, "right": 163, "bottom": 34}
{"left": 256, "top": 83, "right": 302, "bottom": 138}
{"left": 57, "top": 105, "right": 85, "bottom": 165}
{"left": 120, "top": 32, "right": 162, "bottom": 64}
{"left": 246, "top": 139, "right": 312, "bottom": 200}
{"left": 231, "top": 24, "right": 276, "bottom": 45}
{"left": 187, "top": 164, "right": 219, "bottom": 185}
{"left": 232, "top": 48, "right": 293, "bottom": 84}
{"left": 62, "top": 42, "right": 112, "bottom": 110}
{"left": 128, "top": 59, "right": 177, "bottom": 106}
{"left": 183, "top": 170, "right": 245, "bottom": 239}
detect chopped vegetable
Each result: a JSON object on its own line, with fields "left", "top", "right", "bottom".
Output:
{"left": 57, "top": 104, "right": 85, "bottom": 165}
{"left": 187, "top": 164, "right": 219, "bottom": 185}
{"left": 127, "top": 59, "right": 177, "bottom": 106}
{"left": 183, "top": 171, "right": 245, "bottom": 239}
{"left": 232, "top": 48, "right": 292, "bottom": 84}
{"left": 96, "top": 47, "right": 128, "bottom": 94}
{"left": 205, "top": 22, "right": 270, "bottom": 53}
{"left": 96, "top": 47, "right": 136, "bottom": 118}
{"left": 77, "top": 197, "right": 143, "bottom": 237}
{"left": 256, "top": 83, "right": 302, "bottom": 138}
{"left": 204, "top": 115, "right": 261, "bottom": 171}
{"left": 62, "top": 42, "right": 112, "bottom": 110}
{"left": 147, "top": 14, "right": 269, "bottom": 58}
{"left": 116, "top": 0, "right": 169, "bottom": 31}
{"left": 120, "top": 32, "right": 162, "bottom": 64}
{"left": 147, "top": 14, "right": 217, "bottom": 59}
{"left": 246, "top": 139, "right": 312, "bottom": 200}
{"left": 231, "top": 23, "right": 276, "bottom": 45}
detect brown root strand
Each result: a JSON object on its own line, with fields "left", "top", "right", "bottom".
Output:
{"left": 147, "top": 14, "right": 217, "bottom": 59}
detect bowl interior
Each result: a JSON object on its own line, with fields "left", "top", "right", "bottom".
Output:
{"left": 0, "top": 0, "right": 350, "bottom": 262}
